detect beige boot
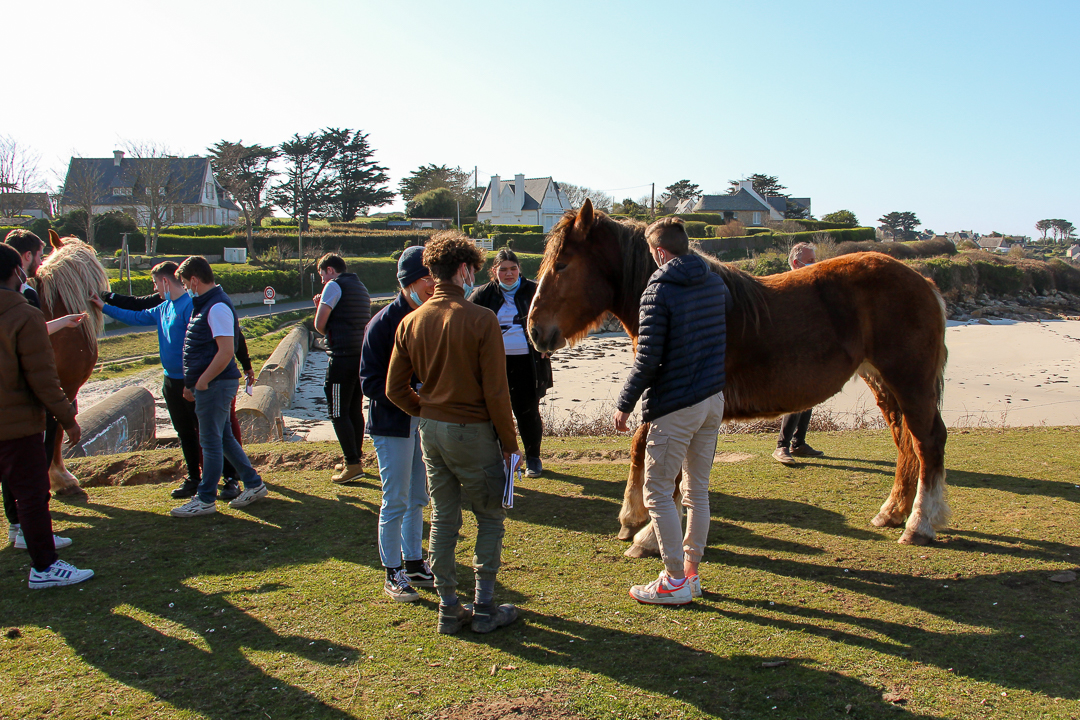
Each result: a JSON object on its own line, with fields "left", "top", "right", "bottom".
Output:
{"left": 331, "top": 463, "right": 364, "bottom": 484}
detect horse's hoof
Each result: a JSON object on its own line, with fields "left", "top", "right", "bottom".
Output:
{"left": 52, "top": 485, "right": 87, "bottom": 499}
{"left": 623, "top": 544, "right": 658, "bottom": 559}
{"left": 871, "top": 512, "right": 904, "bottom": 528}
{"left": 898, "top": 529, "right": 932, "bottom": 546}
{"left": 617, "top": 525, "right": 642, "bottom": 541}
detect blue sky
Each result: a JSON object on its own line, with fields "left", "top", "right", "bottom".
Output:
{"left": 9, "top": 1, "right": 1078, "bottom": 235}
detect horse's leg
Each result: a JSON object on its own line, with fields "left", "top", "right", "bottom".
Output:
{"left": 897, "top": 407, "right": 949, "bottom": 545}
{"left": 617, "top": 423, "right": 650, "bottom": 541}
{"left": 48, "top": 427, "right": 84, "bottom": 497}
{"left": 860, "top": 366, "right": 918, "bottom": 527}
{"left": 624, "top": 466, "right": 684, "bottom": 559}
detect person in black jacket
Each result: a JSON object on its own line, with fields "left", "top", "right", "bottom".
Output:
{"left": 359, "top": 246, "right": 436, "bottom": 602}
{"left": 613, "top": 217, "right": 728, "bottom": 606}
{"left": 469, "top": 248, "right": 553, "bottom": 478}
{"left": 314, "top": 253, "right": 370, "bottom": 484}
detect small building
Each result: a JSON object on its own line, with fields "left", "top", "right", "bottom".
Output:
{"left": 0, "top": 192, "right": 53, "bottom": 220}
{"left": 61, "top": 151, "right": 240, "bottom": 226}
{"left": 476, "top": 174, "right": 571, "bottom": 232}
{"left": 1066, "top": 244, "right": 1080, "bottom": 259}
{"left": 691, "top": 181, "right": 810, "bottom": 226}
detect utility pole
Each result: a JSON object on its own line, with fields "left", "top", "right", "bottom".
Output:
{"left": 651, "top": 183, "right": 655, "bottom": 220}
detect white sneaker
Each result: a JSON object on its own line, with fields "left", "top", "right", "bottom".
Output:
{"left": 629, "top": 571, "right": 693, "bottom": 606}
{"left": 29, "top": 559, "right": 94, "bottom": 589}
{"left": 228, "top": 483, "right": 268, "bottom": 508}
{"left": 8, "top": 523, "right": 20, "bottom": 544}
{"left": 688, "top": 574, "right": 702, "bottom": 599}
{"left": 170, "top": 498, "right": 217, "bottom": 517}
{"left": 14, "top": 530, "right": 72, "bottom": 550}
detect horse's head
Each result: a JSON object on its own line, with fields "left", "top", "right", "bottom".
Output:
{"left": 528, "top": 199, "right": 649, "bottom": 353}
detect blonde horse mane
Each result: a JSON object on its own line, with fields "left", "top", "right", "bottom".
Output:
{"left": 35, "top": 238, "right": 109, "bottom": 347}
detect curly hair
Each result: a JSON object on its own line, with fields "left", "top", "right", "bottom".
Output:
{"left": 422, "top": 231, "right": 485, "bottom": 281}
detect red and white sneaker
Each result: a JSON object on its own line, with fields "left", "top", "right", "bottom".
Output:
{"left": 629, "top": 571, "right": 693, "bottom": 605}
{"left": 687, "top": 574, "right": 702, "bottom": 599}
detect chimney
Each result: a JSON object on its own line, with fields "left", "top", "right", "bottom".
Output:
{"left": 738, "top": 180, "right": 754, "bottom": 194}
{"left": 491, "top": 175, "right": 500, "bottom": 210}
{"left": 515, "top": 173, "right": 526, "bottom": 212}
{"left": 113, "top": 150, "right": 124, "bottom": 167}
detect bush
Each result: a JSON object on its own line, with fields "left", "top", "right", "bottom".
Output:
{"left": 683, "top": 221, "right": 708, "bottom": 238}
{"left": 408, "top": 187, "right": 457, "bottom": 219}
{"left": 464, "top": 223, "right": 543, "bottom": 236}
{"left": 490, "top": 232, "right": 548, "bottom": 253}
{"left": 798, "top": 218, "right": 859, "bottom": 230}
{"left": 265, "top": 217, "right": 298, "bottom": 227}
{"left": 159, "top": 225, "right": 234, "bottom": 237}
{"left": 156, "top": 235, "right": 236, "bottom": 255}
{"left": 676, "top": 213, "right": 729, "bottom": 225}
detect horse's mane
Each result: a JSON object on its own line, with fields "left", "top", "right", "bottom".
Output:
{"left": 693, "top": 247, "right": 768, "bottom": 333}
{"left": 35, "top": 238, "right": 109, "bottom": 346}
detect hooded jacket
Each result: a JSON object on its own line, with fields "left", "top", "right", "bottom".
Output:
{"left": 0, "top": 287, "right": 77, "bottom": 440}
{"left": 616, "top": 253, "right": 728, "bottom": 423}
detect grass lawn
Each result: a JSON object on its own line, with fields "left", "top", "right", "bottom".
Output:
{"left": 92, "top": 310, "right": 314, "bottom": 382}
{"left": 2, "top": 429, "right": 1078, "bottom": 719}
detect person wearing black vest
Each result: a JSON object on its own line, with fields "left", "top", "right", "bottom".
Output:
{"left": 469, "top": 248, "right": 553, "bottom": 478}
{"left": 314, "top": 253, "right": 371, "bottom": 484}
{"left": 171, "top": 256, "right": 267, "bottom": 518}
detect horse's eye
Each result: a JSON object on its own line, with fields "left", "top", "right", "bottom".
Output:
{"left": 555, "top": 262, "right": 567, "bottom": 273}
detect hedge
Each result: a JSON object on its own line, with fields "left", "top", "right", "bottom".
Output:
{"left": 793, "top": 219, "right": 859, "bottom": 231}
{"left": 154, "top": 233, "right": 427, "bottom": 257}
{"left": 696, "top": 227, "right": 876, "bottom": 255}
{"left": 157, "top": 225, "right": 235, "bottom": 237}
{"left": 465, "top": 223, "right": 543, "bottom": 236}
{"left": 683, "top": 221, "right": 708, "bottom": 238}
{"left": 491, "top": 232, "right": 548, "bottom": 253}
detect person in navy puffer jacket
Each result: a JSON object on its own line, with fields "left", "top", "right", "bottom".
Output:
{"left": 614, "top": 216, "right": 728, "bottom": 606}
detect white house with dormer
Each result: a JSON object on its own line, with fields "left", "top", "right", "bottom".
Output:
{"left": 476, "top": 174, "right": 571, "bottom": 232}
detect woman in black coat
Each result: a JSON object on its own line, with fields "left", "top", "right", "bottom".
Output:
{"left": 469, "top": 248, "right": 553, "bottom": 477}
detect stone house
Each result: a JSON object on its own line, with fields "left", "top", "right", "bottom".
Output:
{"left": 691, "top": 181, "right": 810, "bottom": 226}
{"left": 476, "top": 174, "right": 571, "bottom": 232}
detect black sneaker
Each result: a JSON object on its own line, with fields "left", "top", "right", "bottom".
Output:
{"left": 470, "top": 603, "right": 518, "bottom": 634}
{"left": 525, "top": 457, "right": 543, "bottom": 478}
{"left": 218, "top": 479, "right": 241, "bottom": 501}
{"left": 171, "top": 479, "right": 199, "bottom": 499}
{"left": 437, "top": 602, "right": 473, "bottom": 635}
{"left": 404, "top": 560, "right": 435, "bottom": 588}
{"left": 383, "top": 569, "right": 419, "bottom": 603}
{"left": 790, "top": 443, "right": 824, "bottom": 458}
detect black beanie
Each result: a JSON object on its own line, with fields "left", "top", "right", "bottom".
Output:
{"left": 397, "top": 246, "right": 430, "bottom": 288}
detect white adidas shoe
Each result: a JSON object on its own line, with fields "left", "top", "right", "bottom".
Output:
{"left": 13, "top": 529, "right": 72, "bottom": 550}
{"left": 29, "top": 559, "right": 95, "bottom": 589}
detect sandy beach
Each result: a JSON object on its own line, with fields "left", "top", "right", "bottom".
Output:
{"left": 77, "top": 318, "right": 1080, "bottom": 444}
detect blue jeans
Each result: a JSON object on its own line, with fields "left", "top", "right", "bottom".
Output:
{"left": 373, "top": 416, "right": 428, "bottom": 568}
{"left": 194, "top": 378, "right": 262, "bottom": 503}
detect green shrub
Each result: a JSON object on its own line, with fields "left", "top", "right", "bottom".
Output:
{"left": 793, "top": 219, "right": 860, "bottom": 231}
{"left": 156, "top": 235, "right": 237, "bottom": 255}
{"left": 683, "top": 221, "right": 708, "bottom": 238}
{"left": 676, "top": 213, "right": 729, "bottom": 225}
{"left": 490, "top": 232, "right": 548, "bottom": 253}
{"left": 467, "top": 223, "right": 542, "bottom": 235}
{"left": 159, "top": 225, "right": 234, "bottom": 237}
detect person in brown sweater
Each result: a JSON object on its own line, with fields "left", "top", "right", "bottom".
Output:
{"left": 0, "top": 243, "right": 94, "bottom": 589}
{"left": 387, "top": 231, "right": 520, "bottom": 635}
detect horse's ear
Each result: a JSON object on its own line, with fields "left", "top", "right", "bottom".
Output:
{"left": 49, "top": 229, "right": 63, "bottom": 250}
{"left": 573, "top": 198, "right": 595, "bottom": 236}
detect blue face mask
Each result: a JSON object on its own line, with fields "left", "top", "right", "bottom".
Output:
{"left": 186, "top": 288, "right": 197, "bottom": 299}
{"left": 409, "top": 290, "right": 422, "bottom": 306}
{"left": 461, "top": 268, "right": 475, "bottom": 297}
{"left": 499, "top": 277, "right": 520, "bottom": 293}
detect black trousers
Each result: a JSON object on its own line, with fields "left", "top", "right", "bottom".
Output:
{"left": 777, "top": 408, "right": 813, "bottom": 449}
{"left": 162, "top": 375, "right": 202, "bottom": 483}
{"left": 506, "top": 353, "right": 543, "bottom": 459}
{"left": 4, "top": 413, "right": 59, "bottom": 526}
{"left": 0, "top": 434, "right": 57, "bottom": 570}
{"left": 325, "top": 355, "right": 365, "bottom": 465}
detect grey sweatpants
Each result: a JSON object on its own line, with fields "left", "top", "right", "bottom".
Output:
{"left": 643, "top": 392, "right": 725, "bottom": 575}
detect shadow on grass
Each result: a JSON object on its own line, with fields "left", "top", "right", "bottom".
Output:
{"left": 454, "top": 610, "right": 941, "bottom": 719}
{"left": 947, "top": 469, "right": 1080, "bottom": 503}
{"left": 2, "top": 486, "right": 389, "bottom": 720}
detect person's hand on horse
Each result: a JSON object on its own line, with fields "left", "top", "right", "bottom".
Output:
{"left": 88, "top": 293, "right": 104, "bottom": 311}
{"left": 183, "top": 387, "right": 195, "bottom": 402}
{"left": 64, "top": 422, "right": 81, "bottom": 446}
{"left": 54, "top": 313, "right": 88, "bottom": 330}
{"left": 613, "top": 410, "right": 631, "bottom": 432}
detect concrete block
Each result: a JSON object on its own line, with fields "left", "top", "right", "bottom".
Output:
{"left": 256, "top": 326, "right": 309, "bottom": 409}
{"left": 236, "top": 385, "right": 284, "bottom": 443}
{"left": 66, "top": 386, "right": 156, "bottom": 458}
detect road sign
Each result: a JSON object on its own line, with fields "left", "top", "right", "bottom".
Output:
{"left": 264, "top": 286, "right": 276, "bottom": 301}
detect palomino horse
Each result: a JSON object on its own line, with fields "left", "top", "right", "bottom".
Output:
{"left": 528, "top": 200, "right": 949, "bottom": 554}
{"left": 34, "top": 230, "right": 109, "bottom": 495}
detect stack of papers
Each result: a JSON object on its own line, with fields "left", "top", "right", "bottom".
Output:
{"left": 503, "top": 453, "right": 522, "bottom": 509}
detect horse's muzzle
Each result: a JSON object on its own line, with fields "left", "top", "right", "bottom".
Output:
{"left": 529, "top": 324, "right": 566, "bottom": 354}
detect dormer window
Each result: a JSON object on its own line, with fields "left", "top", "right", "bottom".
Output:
{"left": 112, "top": 186, "right": 132, "bottom": 196}
{"left": 205, "top": 182, "right": 214, "bottom": 200}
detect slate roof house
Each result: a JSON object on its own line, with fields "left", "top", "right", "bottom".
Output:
{"left": 692, "top": 181, "right": 810, "bottom": 226}
{"left": 476, "top": 174, "right": 571, "bottom": 232}
{"left": 61, "top": 151, "right": 240, "bottom": 226}
{"left": 0, "top": 192, "right": 53, "bottom": 220}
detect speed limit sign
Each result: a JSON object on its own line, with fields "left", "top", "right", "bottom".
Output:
{"left": 263, "top": 286, "right": 276, "bottom": 304}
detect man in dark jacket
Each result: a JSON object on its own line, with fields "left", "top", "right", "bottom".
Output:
{"left": 171, "top": 256, "right": 267, "bottom": 517}
{"left": 0, "top": 243, "right": 94, "bottom": 588}
{"left": 613, "top": 217, "right": 728, "bottom": 606}
{"left": 314, "top": 253, "right": 371, "bottom": 484}
{"left": 360, "top": 246, "right": 436, "bottom": 603}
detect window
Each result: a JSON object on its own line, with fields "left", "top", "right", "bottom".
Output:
{"left": 112, "top": 186, "right": 132, "bottom": 196}
{"left": 752, "top": 212, "right": 761, "bottom": 226}
{"left": 205, "top": 182, "right": 214, "bottom": 200}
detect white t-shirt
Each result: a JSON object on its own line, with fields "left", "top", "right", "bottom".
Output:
{"left": 320, "top": 280, "right": 342, "bottom": 309}
{"left": 498, "top": 289, "right": 530, "bottom": 356}
{"left": 208, "top": 303, "right": 235, "bottom": 338}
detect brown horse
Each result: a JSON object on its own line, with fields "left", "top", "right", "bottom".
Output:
{"left": 34, "top": 230, "right": 109, "bottom": 495}
{"left": 528, "top": 200, "right": 949, "bottom": 553}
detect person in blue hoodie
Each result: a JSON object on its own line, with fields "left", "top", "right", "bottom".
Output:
{"left": 92, "top": 267, "right": 255, "bottom": 501}
{"left": 359, "top": 246, "right": 436, "bottom": 603}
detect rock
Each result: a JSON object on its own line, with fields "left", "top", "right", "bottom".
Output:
{"left": 1050, "top": 570, "right": 1077, "bottom": 583}
{"left": 978, "top": 318, "right": 992, "bottom": 325}
{"left": 970, "top": 309, "right": 983, "bottom": 318}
